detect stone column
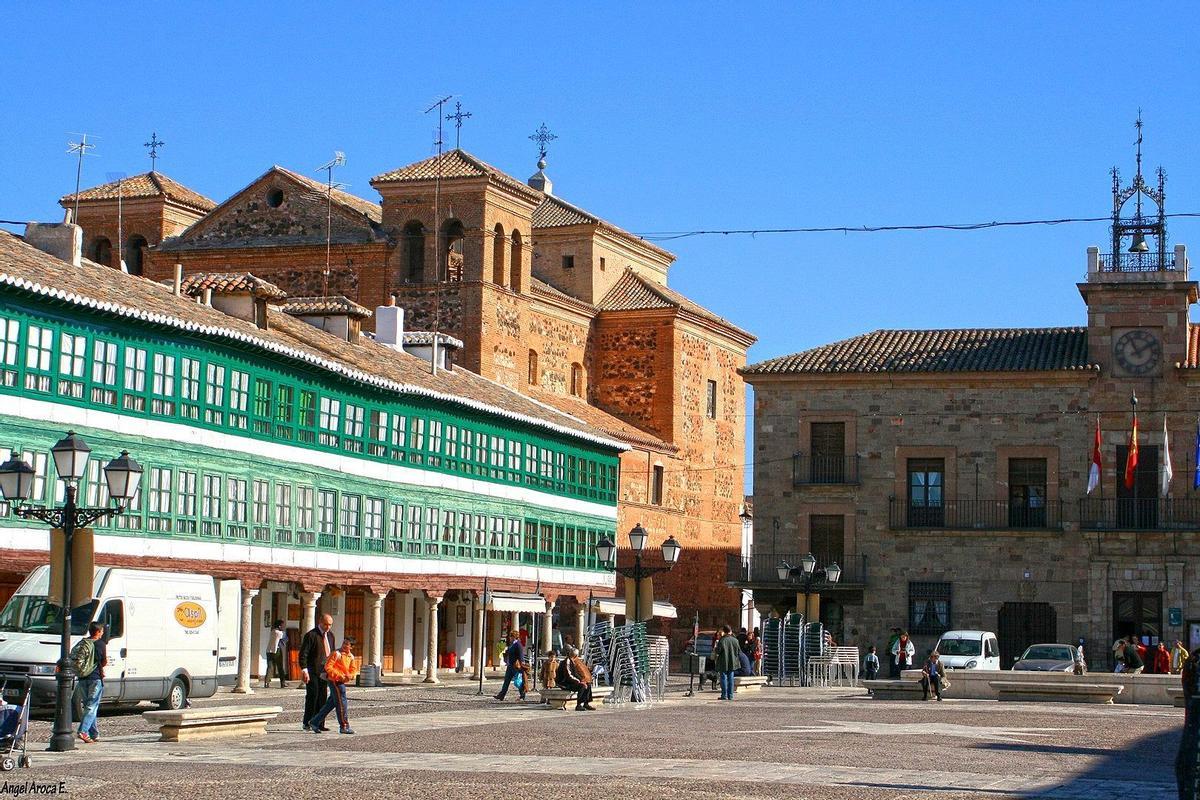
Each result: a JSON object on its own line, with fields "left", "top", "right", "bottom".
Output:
{"left": 233, "top": 587, "right": 260, "bottom": 694}
{"left": 576, "top": 604, "right": 587, "bottom": 648}
{"left": 472, "top": 592, "right": 486, "bottom": 676}
{"left": 424, "top": 595, "right": 443, "bottom": 684}
{"left": 510, "top": 611, "right": 520, "bottom": 637}
{"left": 367, "top": 590, "right": 386, "bottom": 669}
{"left": 542, "top": 600, "right": 555, "bottom": 655}
{"left": 301, "top": 590, "right": 322, "bottom": 633}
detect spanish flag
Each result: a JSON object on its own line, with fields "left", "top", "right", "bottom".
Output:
{"left": 1124, "top": 411, "right": 1139, "bottom": 490}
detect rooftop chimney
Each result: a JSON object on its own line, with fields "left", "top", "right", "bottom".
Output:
{"left": 375, "top": 295, "right": 404, "bottom": 352}
{"left": 24, "top": 222, "right": 82, "bottom": 267}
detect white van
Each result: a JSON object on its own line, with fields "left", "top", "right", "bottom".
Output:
{"left": 0, "top": 567, "right": 241, "bottom": 709}
{"left": 935, "top": 630, "right": 1000, "bottom": 670}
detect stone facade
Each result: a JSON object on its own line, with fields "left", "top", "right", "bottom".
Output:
{"left": 743, "top": 244, "right": 1200, "bottom": 669}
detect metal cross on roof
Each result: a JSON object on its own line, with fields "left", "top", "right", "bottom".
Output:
{"left": 445, "top": 101, "right": 472, "bottom": 150}
{"left": 529, "top": 122, "right": 557, "bottom": 162}
{"left": 144, "top": 132, "right": 165, "bottom": 171}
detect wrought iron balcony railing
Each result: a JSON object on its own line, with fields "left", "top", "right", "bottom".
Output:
{"left": 792, "top": 452, "right": 860, "bottom": 485}
{"left": 1098, "top": 251, "right": 1176, "bottom": 273}
{"left": 888, "top": 499, "right": 1064, "bottom": 531}
{"left": 725, "top": 551, "right": 867, "bottom": 587}
{"left": 1079, "top": 497, "right": 1200, "bottom": 531}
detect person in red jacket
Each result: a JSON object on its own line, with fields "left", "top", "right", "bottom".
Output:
{"left": 311, "top": 639, "right": 359, "bottom": 735}
{"left": 1151, "top": 642, "right": 1172, "bottom": 675}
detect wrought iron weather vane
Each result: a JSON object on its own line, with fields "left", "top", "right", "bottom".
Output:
{"left": 445, "top": 101, "right": 472, "bottom": 149}
{"left": 144, "top": 132, "right": 165, "bottom": 171}
{"left": 529, "top": 122, "right": 557, "bottom": 162}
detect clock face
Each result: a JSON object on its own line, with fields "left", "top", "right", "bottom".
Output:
{"left": 1114, "top": 329, "right": 1161, "bottom": 375}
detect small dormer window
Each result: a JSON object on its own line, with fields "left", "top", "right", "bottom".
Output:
{"left": 561, "top": 254, "right": 575, "bottom": 269}
{"left": 266, "top": 188, "right": 284, "bottom": 208}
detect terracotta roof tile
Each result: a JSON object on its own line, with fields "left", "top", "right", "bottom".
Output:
{"left": 178, "top": 272, "right": 288, "bottom": 300}
{"left": 273, "top": 166, "right": 382, "bottom": 223}
{"left": 743, "top": 328, "right": 1094, "bottom": 375}
{"left": 282, "top": 296, "right": 373, "bottom": 318}
{"left": 1186, "top": 324, "right": 1200, "bottom": 368}
{"left": 530, "top": 278, "right": 596, "bottom": 313}
{"left": 533, "top": 194, "right": 676, "bottom": 261}
{"left": 371, "top": 149, "right": 541, "bottom": 201}
{"left": 525, "top": 388, "right": 676, "bottom": 453}
{"left": 597, "top": 269, "right": 753, "bottom": 340}
{"left": 60, "top": 172, "right": 216, "bottom": 212}
{"left": 0, "top": 231, "right": 622, "bottom": 450}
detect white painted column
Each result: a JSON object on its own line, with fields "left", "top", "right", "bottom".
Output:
{"left": 233, "top": 588, "right": 260, "bottom": 694}
{"left": 576, "top": 604, "right": 587, "bottom": 649}
{"left": 473, "top": 593, "right": 486, "bottom": 676}
{"left": 424, "top": 595, "right": 443, "bottom": 684}
{"left": 301, "top": 591, "right": 321, "bottom": 633}
{"left": 510, "top": 611, "right": 520, "bottom": 637}
{"left": 542, "top": 600, "right": 555, "bottom": 655}
{"left": 367, "top": 590, "right": 386, "bottom": 669}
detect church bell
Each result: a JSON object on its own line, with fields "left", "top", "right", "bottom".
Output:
{"left": 1128, "top": 233, "right": 1150, "bottom": 253}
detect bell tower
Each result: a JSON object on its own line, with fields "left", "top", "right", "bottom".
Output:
{"left": 1079, "top": 116, "right": 1193, "bottom": 379}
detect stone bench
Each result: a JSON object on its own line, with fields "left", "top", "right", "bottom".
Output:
{"left": 863, "top": 679, "right": 925, "bottom": 700}
{"left": 1168, "top": 687, "right": 1185, "bottom": 708}
{"left": 142, "top": 705, "right": 283, "bottom": 742}
{"left": 989, "top": 681, "right": 1123, "bottom": 704}
{"left": 734, "top": 675, "right": 769, "bottom": 692}
{"left": 539, "top": 685, "right": 613, "bottom": 710}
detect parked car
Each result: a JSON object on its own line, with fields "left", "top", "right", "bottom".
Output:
{"left": 935, "top": 630, "right": 1000, "bottom": 670}
{"left": 1011, "top": 643, "right": 1080, "bottom": 672}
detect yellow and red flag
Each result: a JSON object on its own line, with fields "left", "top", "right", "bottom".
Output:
{"left": 1124, "top": 412, "right": 1139, "bottom": 490}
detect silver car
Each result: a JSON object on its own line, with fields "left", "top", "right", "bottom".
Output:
{"left": 1011, "top": 643, "right": 1081, "bottom": 672}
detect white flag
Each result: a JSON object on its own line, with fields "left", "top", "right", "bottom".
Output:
{"left": 1161, "top": 415, "right": 1173, "bottom": 497}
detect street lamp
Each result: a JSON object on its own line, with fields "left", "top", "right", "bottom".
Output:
{"left": 777, "top": 552, "right": 842, "bottom": 686}
{"left": 0, "top": 432, "right": 141, "bottom": 752}
{"left": 594, "top": 524, "right": 681, "bottom": 624}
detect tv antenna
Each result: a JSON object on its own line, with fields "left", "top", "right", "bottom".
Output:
{"left": 66, "top": 133, "right": 97, "bottom": 222}
{"left": 315, "top": 151, "right": 347, "bottom": 297}
{"left": 424, "top": 95, "right": 452, "bottom": 376}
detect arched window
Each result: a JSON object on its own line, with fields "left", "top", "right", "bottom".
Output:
{"left": 90, "top": 237, "right": 112, "bottom": 267}
{"left": 492, "top": 223, "right": 506, "bottom": 285}
{"left": 403, "top": 221, "right": 425, "bottom": 283}
{"left": 528, "top": 350, "right": 539, "bottom": 386}
{"left": 125, "top": 234, "right": 148, "bottom": 276}
{"left": 510, "top": 230, "right": 523, "bottom": 292}
{"left": 570, "top": 363, "right": 584, "bottom": 397}
{"left": 441, "top": 219, "right": 465, "bottom": 282}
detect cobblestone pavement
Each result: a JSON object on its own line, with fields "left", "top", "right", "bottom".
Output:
{"left": 9, "top": 680, "right": 1184, "bottom": 799}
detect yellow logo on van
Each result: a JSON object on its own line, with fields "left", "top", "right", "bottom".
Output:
{"left": 174, "top": 602, "right": 206, "bottom": 629}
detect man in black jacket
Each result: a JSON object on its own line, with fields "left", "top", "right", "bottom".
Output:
{"left": 299, "top": 613, "right": 335, "bottom": 731}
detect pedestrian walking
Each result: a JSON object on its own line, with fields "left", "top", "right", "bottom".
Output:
{"left": 1113, "top": 636, "right": 1127, "bottom": 673}
{"left": 1174, "top": 640, "right": 1190, "bottom": 675}
{"left": 299, "top": 613, "right": 336, "bottom": 731}
{"left": 920, "top": 651, "right": 945, "bottom": 701}
{"left": 886, "top": 628, "right": 902, "bottom": 678}
{"left": 311, "top": 639, "right": 358, "bottom": 735}
{"left": 555, "top": 645, "right": 596, "bottom": 711}
{"left": 891, "top": 631, "right": 915, "bottom": 675}
{"left": 72, "top": 622, "right": 106, "bottom": 744}
{"left": 1176, "top": 645, "right": 1200, "bottom": 796}
{"left": 1123, "top": 636, "right": 1145, "bottom": 675}
{"left": 714, "top": 625, "right": 742, "bottom": 701}
{"left": 494, "top": 630, "right": 528, "bottom": 701}
{"left": 863, "top": 645, "right": 880, "bottom": 683}
{"left": 263, "top": 619, "right": 288, "bottom": 689}
{"left": 1151, "top": 642, "right": 1171, "bottom": 675}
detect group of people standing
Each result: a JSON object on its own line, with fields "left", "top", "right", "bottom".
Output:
{"left": 1113, "top": 636, "right": 1188, "bottom": 675}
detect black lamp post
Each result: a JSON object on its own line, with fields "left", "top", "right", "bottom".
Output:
{"left": 777, "top": 553, "right": 841, "bottom": 686}
{"left": 595, "top": 524, "right": 681, "bottom": 624}
{"left": 0, "top": 432, "right": 142, "bottom": 752}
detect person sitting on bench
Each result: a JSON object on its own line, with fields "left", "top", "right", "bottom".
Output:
{"left": 555, "top": 645, "right": 596, "bottom": 711}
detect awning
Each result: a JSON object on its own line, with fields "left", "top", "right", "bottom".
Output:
{"left": 486, "top": 591, "right": 547, "bottom": 614}
{"left": 589, "top": 597, "right": 678, "bottom": 619}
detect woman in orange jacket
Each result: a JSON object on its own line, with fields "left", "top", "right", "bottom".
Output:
{"left": 311, "top": 639, "right": 359, "bottom": 735}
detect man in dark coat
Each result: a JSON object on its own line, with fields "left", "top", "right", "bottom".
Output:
{"left": 494, "top": 631, "right": 527, "bottom": 702}
{"left": 299, "top": 613, "right": 336, "bottom": 731}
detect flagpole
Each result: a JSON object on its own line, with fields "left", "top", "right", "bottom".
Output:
{"left": 1131, "top": 394, "right": 1138, "bottom": 527}
{"left": 1097, "top": 413, "right": 1103, "bottom": 501}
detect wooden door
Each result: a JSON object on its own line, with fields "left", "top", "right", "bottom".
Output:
{"left": 344, "top": 592, "right": 365, "bottom": 648}
{"left": 998, "top": 602, "right": 1056, "bottom": 669}
{"left": 809, "top": 515, "right": 845, "bottom": 565}
{"left": 382, "top": 594, "right": 395, "bottom": 672}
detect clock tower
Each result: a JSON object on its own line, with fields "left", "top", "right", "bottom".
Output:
{"left": 1079, "top": 118, "right": 1194, "bottom": 380}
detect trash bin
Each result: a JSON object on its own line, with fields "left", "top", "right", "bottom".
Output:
{"left": 358, "top": 664, "right": 379, "bottom": 688}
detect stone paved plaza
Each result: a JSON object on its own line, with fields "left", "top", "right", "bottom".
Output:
{"left": 12, "top": 680, "right": 1184, "bottom": 799}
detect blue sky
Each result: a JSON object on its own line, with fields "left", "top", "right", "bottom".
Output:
{"left": 3, "top": 3, "right": 1199, "bottom": 484}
